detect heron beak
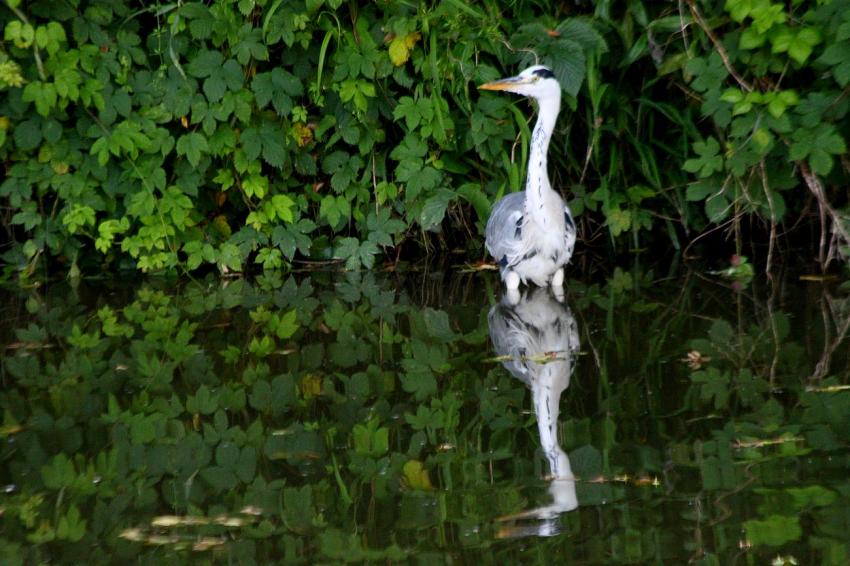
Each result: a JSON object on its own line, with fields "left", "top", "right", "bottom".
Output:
{"left": 478, "top": 76, "right": 531, "bottom": 91}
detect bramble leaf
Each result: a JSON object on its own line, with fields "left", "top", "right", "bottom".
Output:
{"left": 683, "top": 137, "right": 724, "bottom": 178}
{"left": 176, "top": 132, "right": 209, "bottom": 167}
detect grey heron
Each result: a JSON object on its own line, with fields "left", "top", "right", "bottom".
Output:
{"left": 479, "top": 66, "right": 576, "bottom": 290}
{"left": 489, "top": 287, "right": 580, "bottom": 536}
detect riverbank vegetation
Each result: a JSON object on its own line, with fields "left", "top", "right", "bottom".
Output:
{"left": 1, "top": 0, "right": 849, "bottom": 278}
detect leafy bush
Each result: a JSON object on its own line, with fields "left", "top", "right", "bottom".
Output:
{"left": 1, "top": 0, "right": 849, "bottom": 277}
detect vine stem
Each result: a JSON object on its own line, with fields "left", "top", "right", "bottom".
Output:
{"left": 4, "top": 0, "right": 47, "bottom": 81}
{"left": 759, "top": 160, "right": 777, "bottom": 280}
{"left": 798, "top": 160, "right": 850, "bottom": 269}
{"left": 686, "top": 0, "right": 752, "bottom": 92}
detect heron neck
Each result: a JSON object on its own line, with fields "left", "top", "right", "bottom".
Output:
{"left": 525, "top": 96, "right": 560, "bottom": 212}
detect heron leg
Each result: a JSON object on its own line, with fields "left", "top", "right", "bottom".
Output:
{"left": 551, "top": 268, "right": 564, "bottom": 287}
{"left": 505, "top": 270, "right": 520, "bottom": 290}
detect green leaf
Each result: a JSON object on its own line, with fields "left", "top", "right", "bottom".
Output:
{"left": 22, "top": 81, "right": 57, "bottom": 116}
{"left": 393, "top": 96, "right": 433, "bottom": 131}
{"left": 739, "top": 27, "right": 766, "bottom": 50}
{"left": 187, "top": 50, "right": 225, "bottom": 78}
{"left": 419, "top": 189, "right": 457, "bottom": 230}
{"left": 252, "top": 68, "right": 303, "bottom": 115}
{"left": 683, "top": 137, "right": 724, "bottom": 178}
{"left": 405, "top": 167, "right": 442, "bottom": 201}
{"left": 14, "top": 119, "right": 42, "bottom": 150}
{"left": 606, "top": 207, "right": 631, "bottom": 236}
{"left": 705, "top": 194, "right": 731, "bottom": 222}
{"left": 686, "top": 53, "right": 728, "bottom": 93}
{"left": 176, "top": 132, "right": 209, "bottom": 167}
{"left": 818, "top": 41, "right": 850, "bottom": 86}
{"left": 388, "top": 32, "right": 421, "bottom": 66}
{"left": 790, "top": 126, "right": 846, "bottom": 175}
{"left": 366, "top": 208, "right": 405, "bottom": 246}
{"left": 335, "top": 237, "right": 380, "bottom": 270}
{"left": 322, "top": 151, "right": 363, "bottom": 192}
{"left": 788, "top": 38, "right": 813, "bottom": 64}
{"left": 270, "top": 194, "right": 295, "bottom": 223}
{"left": 233, "top": 25, "right": 269, "bottom": 65}
{"left": 456, "top": 183, "right": 491, "bottom": 223}
{"left": 720, "top": 88, "right": 744, "bottom": 104}
{"left": 320, "top": 195, "right": 351, "bottom": 227}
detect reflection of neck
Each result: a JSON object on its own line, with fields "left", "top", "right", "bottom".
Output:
{"left": 532, "top": 365, "right": 572, "bottom": 480}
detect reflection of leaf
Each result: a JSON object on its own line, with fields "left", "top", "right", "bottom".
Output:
{"left": 691, "top": 367, "right": 731, "bottom": 410}
{"left": 201, "top": 465, "right": 238, "bottom": 491}
{"left": 283, "top": 485, "right": 314, "bottom": 529}
{"left": 264, "top": 424, "right": 325, "bottom": 463}
{"left": 400, "top": 368, "right": 437, "bottom": 401}
{"left": 423, "top": 308, "right": 456, "bottom": 342}
{"left": 402, "top": 460, "right": 432, "bottom": 490}
{"left": 570, "top": 445, "right": 613, "bottom": 506}
{"left": 353, "top": 418, "right": 389, "bottom": 456}
{"left": 57, "top": 505, "right": 86, "bottom": 542}
{"left": 744, "top": 515, "right": 801, "bottom": 547}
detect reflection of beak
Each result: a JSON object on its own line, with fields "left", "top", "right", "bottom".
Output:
{"left": 478, "top": 76, "right": 530, "bottom": 91}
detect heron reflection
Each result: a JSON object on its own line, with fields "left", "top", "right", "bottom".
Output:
{"left": 488, "top": 286, "right": 579, "bottom": 538}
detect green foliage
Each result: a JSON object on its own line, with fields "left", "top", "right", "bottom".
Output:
{"left": 666, "top": 0, "right": 850, "bottom": 260}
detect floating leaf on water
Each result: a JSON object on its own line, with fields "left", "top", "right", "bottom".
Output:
{"left": 193, "top": 537, "right": 226, "bottom": 551}
{"left": 119, "top": 528, "right": 145, "bottom": 542}
{"left": 805, "top": 384, "right": 850, "bottom": 393}
{"left": 732, "top": 435, "right": 804, "bottom": 449}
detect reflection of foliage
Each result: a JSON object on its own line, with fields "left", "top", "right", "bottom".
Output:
{"left": 1, "top": 268, "right": 849, "bottom": 563}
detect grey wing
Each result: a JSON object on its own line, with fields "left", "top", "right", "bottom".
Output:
{"left": 485, "top": 192, "right": 525, "bottom": 264}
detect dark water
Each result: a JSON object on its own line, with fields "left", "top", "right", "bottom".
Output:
{"left": 1, "top": 265, "right": 849, "bottom": 564}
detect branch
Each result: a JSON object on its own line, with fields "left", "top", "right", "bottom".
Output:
{"left": 686, "top": 0, "right": 752, "bottom": 92}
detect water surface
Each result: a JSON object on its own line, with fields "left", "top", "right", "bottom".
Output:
{"left": 1, "top": 265, "right": 848, "bottom": 564}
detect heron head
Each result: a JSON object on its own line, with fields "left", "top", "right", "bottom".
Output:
{"left": 479, "top": 65, "right": 561, "bottom": 101}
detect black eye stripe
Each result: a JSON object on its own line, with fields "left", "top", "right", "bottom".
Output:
{"left": 532, "top": 68, "right": 555, "bottom": 79}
